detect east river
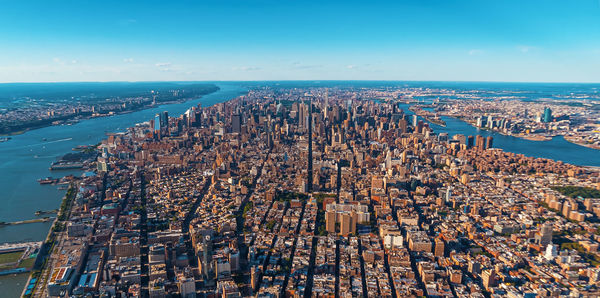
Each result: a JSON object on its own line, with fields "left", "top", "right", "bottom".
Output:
{"left": 1, "top": 84, "right": 599, "bottom": 296}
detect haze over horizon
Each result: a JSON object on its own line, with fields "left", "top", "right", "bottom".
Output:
{"left": 1, "top": 0, "right": 600, "bottom": 83}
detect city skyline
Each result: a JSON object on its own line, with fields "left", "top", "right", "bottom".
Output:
{"left": 1, "top": 0, "right": 600, "bottom": 83}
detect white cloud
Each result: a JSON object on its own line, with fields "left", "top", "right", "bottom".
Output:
{"left": 123, "top": 58, "right": 134, "bottom": 63}
{"left": 232, "top": 66, "right": 260, "bottom": 71}
{"left": 291, "top": 62, "right": 322, "bottom": 69}
{"left": 346, "top": 65, "right": 356, "bottom": 69}
{"left": 155, "top": 62, "right": 172, "bottom": 67}
{"left": 468, "top": 49, "right": 483, "bottom": 56}
{"left": 517, "top": 45, "right": 536, "bottom": 53}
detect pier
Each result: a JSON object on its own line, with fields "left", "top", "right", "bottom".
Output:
{"left": 0, "top": 217, "right": 55, "bottom": 227}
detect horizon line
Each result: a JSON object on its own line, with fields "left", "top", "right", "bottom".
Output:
{"left": 1, "top": 79, "right": 600, "bottom": 85}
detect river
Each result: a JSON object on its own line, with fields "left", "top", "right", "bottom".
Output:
{"left": 0, "top": 83, "right": 247, "bottom": 297}
{"left": 398, "top": 103, "right": 600, "bottom": 167}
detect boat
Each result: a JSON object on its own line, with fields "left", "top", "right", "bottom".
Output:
{"left": 49, "top": 162, "right": 84, "bottom": 170}
{"left": 0, "top": 137, "right": 11, "bottom": 142}
{"left": 38, "top": 177, "right": 58, "bottom": 184}
{"left": 73, "top": 145, "right": 91, "bottom": 151}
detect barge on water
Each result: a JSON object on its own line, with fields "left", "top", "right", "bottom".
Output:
{"left": 49, "top": 162, "right": 84, "bottom": 170}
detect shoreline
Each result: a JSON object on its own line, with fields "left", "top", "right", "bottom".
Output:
{"left": 563, "top": 135, "right": 600, "bottom": 150}
{"left": 444, "top": 115, "right": 599, "bottom": 149}
{"left": 20, "top": 184, "right": 77, "bottom": 298}
{"left": 0, "top": 88, "right": 220, "bottom": 137}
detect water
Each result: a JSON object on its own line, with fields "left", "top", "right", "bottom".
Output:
{"left": 398, "top": 103, "right": 600, "bottom": 167}
{"left": 0, "top": 273, "right": 29, "bottom": 298}
{"left": 432, "top": 116, "right": 600, "bottom": 167}
{"left": 0, "top": 83, "right": 247, "bottom": 297}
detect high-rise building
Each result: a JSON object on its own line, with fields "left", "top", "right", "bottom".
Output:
{"left": 231, "top": 114, "right": 241, "bottom": 133}
{"left": 539, "top": 223, "right": 553, "bottom": 247}
{"left": 298, "top": 102, "right": 305, "bottom": 129}
{"left": 398, "top": 118, "right": 407, "bottom": 133}
{"left": 543, "top": 107, "right": 552, "bottom": 123}
{"left": 307, "top": 98, "right": 313, "bottom": 193}
{"left": 434, "top": 238, "right": 445, "bottom": 257}
{"left": 155, "top": 110, "right": 169, "bottom": 136}
{"left": 467, "top": 135, "right": 474, "bottom": 149}
{"left": 325, "top": 211, "right": 336, "bottom": 233}
{"left": 154, "top": 114, "right": 161, "bottom": 135}
{"left": 417, "top": 120, "right": 424, "bottom": 134}
{"left": 160, "top": 111, "right": 169, "bottom": 129}
{"left": 475, "top": 135, "right": 486, "bottom": 150}
{"left": 486, "top": 136, "right": 493, "bottom": 149}
{"left": 482, "top": 269, "right": 496, "bottom": 290}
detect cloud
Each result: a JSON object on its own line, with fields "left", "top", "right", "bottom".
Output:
{"left": 123, "top": 58, "right": 134, "bottom": 63}
{"left": 517, "top": 45, "right": 536, "bottom": 53}
{"left": 155, "top": 62, "right": 172, "bottom": 67}
{"left": 291, "top": 62, "right": 323, "bottom": 69}
{"left": 52, "top": 57, "right": 62, "bottom": 63}
{"left": 468, "top": 49, "right": 483, "bottom": 56}
{"left": 346, "top": 65, "right": 357, "bottom": 69}
{"left": 232, "top": 66, "right": 260, "bottom": 71}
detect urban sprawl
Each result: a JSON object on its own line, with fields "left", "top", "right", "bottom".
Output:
{"left": 15, "top": 87, "right": 600, "bottom": 298}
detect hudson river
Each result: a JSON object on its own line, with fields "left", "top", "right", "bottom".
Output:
{"left": 0, "top": 83, "right": 247, "bottom": 297}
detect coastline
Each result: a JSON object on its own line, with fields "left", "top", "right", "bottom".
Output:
{"left": 563, "top": 135, "right": 600, "bottom": 150}
{"left": 0, "top": 87, "right": 220, "bottom": 137}
{"left": 20, "top": 184, "right": 77, "bottom": 298}
{"left": 444, "top": 115, "right": 600, "bottom": 148}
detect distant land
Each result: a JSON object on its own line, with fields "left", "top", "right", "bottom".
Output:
{"left": 0, "top": 82, "right": 219, "bottom": 135}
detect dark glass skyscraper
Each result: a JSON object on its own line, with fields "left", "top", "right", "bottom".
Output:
{"left": 543, "top": 107, "right": 552, "bottom": 123}
{"left": 232, "top": 114, "right": 241, "bottom": 133}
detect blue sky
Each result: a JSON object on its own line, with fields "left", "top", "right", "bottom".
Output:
{"left": 1, "top": 0, "right": 599, "bottom": 82}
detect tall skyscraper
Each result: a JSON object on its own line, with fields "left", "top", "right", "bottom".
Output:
{"left": 307, "top": 97, "right": 313, "bottom": 193}
{"left": 160, "top": 111, "right": 169, "bottom": 135}
{"left": 486, "top": 136, "right": 493, "bottom": 149}
{"left": 231, "top": 114, "right": 241, "bottom": 133}
{"left": 467, "top": 135, "right": 474, "bottom": 149}
{"left": 543, "top": 107, "right": 552, "bottom": 123}
{"left": 154, "top": 114, "right": 161, "bottom": 135}
{"left": 476, "top": 135, "right": 486, "bottom": 150}
{"left": 539, "top": 223, "right": 553, "bottom": 247}
{"left": 298, "top": 102, "right": 305, "bottom": 129}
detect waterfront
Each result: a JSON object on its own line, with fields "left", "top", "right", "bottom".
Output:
{"left": 0, "top": 83, "right": 247, "bottom": 296}
{"left": 398, "top": 103, "right": 600, "bottom": 167}
{"left": 430, "top": 116, "right": 600, "bottom": 167}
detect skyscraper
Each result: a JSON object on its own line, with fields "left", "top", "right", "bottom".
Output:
{"left": 154, "top": 114, "right": 161, "bottom": 135}
{"left": 486, "top": 136, "right": 493, "bottom": 149}
{"left": 539, "top": 223, "right": 553, "bottom": 247}
{"left": 467, "top": 135, "right": 474, "bottom": 149}
{"left": 231, "top": 114, "right": 241, "bottom": 133}
{"left": 543, "top": 107, "right": 552, "bottom": 123}
{"left": 160, "top": 111, "right": 169, "bottom": 135}
{"left": 307, "top": 97, "right": 313, "bottom": 193}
